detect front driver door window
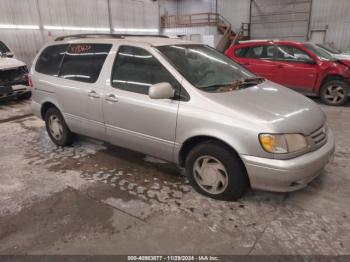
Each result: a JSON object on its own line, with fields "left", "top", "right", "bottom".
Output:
{"left": 103, "top": 45, "right": 183, "bottom": 161}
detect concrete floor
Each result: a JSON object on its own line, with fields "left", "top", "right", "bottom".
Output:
{"left": 0, "top": 99, "right": 349, "bottom": 255}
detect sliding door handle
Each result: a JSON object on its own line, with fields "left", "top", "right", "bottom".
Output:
{"left": 88, "top": 90, "right": 100, "bottom": 98}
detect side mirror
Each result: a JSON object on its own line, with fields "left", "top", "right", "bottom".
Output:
{"left": 299, "top": 57, "right": 316, "bottom": 64}
{"left": 305, "top": 58, "right": 316, "bottom": 64}
{"left": 6, "top": 52, "right": 14, "bottom": 58}
{"left": 148, "top": 82, "right": 175, "bottom": 99}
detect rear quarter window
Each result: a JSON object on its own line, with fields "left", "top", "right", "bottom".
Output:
{"left": 59, "top": 44, "right": 112, "bottom": 83}
{"left": 35, "top": 44, "right": 68, "bottom": 76}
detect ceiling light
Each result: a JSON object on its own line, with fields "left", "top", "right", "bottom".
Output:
{"left": 44, "top": 25, "right": 110, "bottom": 31}
{"left": 114, "top": 28, "right": 159, "bottom": 33}
{"left": 0, "top": 24, "right": 39, "bottom": 30}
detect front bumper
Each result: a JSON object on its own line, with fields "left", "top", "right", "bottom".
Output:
{"left": 241, "top": 129, "right": 335, "bottom": 192}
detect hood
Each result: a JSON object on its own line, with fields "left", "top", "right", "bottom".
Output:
{"left": 201, "top": 81, "right": 325, "bottom": 135}
{"left": 0, "top": 57, "right": 26, "bottom": 70}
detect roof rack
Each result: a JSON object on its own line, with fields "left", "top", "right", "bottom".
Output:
{"left": 55, "top": 33, "right": 169, "bottom": 41}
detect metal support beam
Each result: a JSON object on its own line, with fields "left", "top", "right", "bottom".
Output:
{"left": 107, "top": 0, "right": 113, "bottom": 33}
{"left": 35, "top": 0, "right": 45, "bottom": 45}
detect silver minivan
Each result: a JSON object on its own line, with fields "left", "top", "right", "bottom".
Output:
{"left": 31, "top": 34, "right": 335, "bottom": 200}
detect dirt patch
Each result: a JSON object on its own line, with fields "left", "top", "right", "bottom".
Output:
{"left": 0, "top": 188, "right": 115, "bottom": 254}
{"left": 24, "top": 132, "right": 191, "bottom": 204}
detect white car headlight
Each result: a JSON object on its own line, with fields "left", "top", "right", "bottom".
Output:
{"left": 259, "top": 133, "right": 308, "bottom": 154}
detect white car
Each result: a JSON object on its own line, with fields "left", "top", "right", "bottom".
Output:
{"left": 316, "top": 43, "right": 350, "bottom": 61}
{"left": 0, "top": 41, "right": 31, "bottom": 101}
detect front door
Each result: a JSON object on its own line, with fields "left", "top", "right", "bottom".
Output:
{"left": 103, "top": 45, "right": 181, "bottom": 161}
{"left": 273, "top": 45, "right": 318, "bottom": 92}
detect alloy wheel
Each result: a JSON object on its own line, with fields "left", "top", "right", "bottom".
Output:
{"left": 324, "top": 85, "right": 346, "bottom": 104}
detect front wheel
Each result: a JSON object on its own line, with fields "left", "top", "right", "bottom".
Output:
{"left": 320, "top": 80, "right": 349, "bottom": 106}
{"left": 185, "top": 141, "right": 248, "bottom": 201}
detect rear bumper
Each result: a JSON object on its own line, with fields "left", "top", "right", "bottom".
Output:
{"left": 241, "top": 129, "right": 335, "bottom": 192}
{"left": 0, "top": 84, "right": 30, "bottom": 100}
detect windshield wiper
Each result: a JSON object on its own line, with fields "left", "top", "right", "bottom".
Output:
{"left": 199, "top": 77, "right": 265, "bottom": 92}
{"left": 243, "top": 76, "right": 265, "bottom": 83}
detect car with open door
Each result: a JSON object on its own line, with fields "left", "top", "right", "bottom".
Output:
{"left": 226, "top": 40, "right": 350, "bottom": 106}
{"left": 31, "top": 34, "right": 334, "bottom": 200}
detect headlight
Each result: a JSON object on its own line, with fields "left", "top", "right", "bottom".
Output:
{"left": 259, "top": 133, "right": 308, "bottom": 154}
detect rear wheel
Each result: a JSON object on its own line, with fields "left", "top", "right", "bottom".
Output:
{"left": 320, "top": 80, "right": 349, "bottom": 106}
{"left": 44, "top": 107, "right": 75, "bottom": 146}
{"left": 185, "top": 141, "right": 248, "bottom": 201}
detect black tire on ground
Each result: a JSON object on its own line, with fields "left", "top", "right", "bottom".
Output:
{"left": 185, "top": 141, "right": 248, "bottom": 201}
{"left": 17, "top": 92, "right": 32, "bottom": 100}
{"left": 44, "top": 107, "right": 75, "bottom": 146}
{"left": 320, "top": 80, "right": 349, "bottom": 106}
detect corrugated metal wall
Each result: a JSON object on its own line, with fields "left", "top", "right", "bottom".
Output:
{"left": 0, "top": 0, "right": 43, "bottom": 67}
{"left": 218, "top": 0, "right": 251, "bottom": 33}
{"left": 310, "top": 0, "right": 350, "bottom": 50}
{"left": 160, "top": 0, "right": 250, "bottom": 33}
{"left": 2, "top": 0, "right": 350, "bottom": 65}
{"left": 250, "top": 0, "right": 312, "bottom": 41}
{"left": 176, "top": 0, "right": 216, "bottom": 15}
{"left": 0, "top": 0, "right": 159, "bottom": 66}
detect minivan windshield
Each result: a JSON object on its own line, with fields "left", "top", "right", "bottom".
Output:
{"left": 304, "top": 43, "right": 334, "bottom": 61}
{"left": 156, "top": 45, "right": 260, "bottom": 91}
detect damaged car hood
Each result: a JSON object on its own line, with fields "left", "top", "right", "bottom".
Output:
{"left": 0, "top": 57, "right": 26, "bottom": 71}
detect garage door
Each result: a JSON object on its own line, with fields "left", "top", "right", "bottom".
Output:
{"left": 250, "top": 0, "right": 312, "bottom": 41}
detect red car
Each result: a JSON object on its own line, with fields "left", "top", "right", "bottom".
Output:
{"left": 225, "top": 40, "right": 350, "bottom": 106}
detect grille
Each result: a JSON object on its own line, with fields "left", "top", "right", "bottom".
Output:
{"left": 309, "top": 124, "right": 328, "bottom": 150}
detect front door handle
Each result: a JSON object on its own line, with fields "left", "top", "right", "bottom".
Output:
{"left": 105, "top": 93, "right": 118, "bottom": 103}
{"left": 88, "top": 90, "right": 100, "bottom": 98}
{"left": 277, "top": 64, "right": 284, "bottom": 69}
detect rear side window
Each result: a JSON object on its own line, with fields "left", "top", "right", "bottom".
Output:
{"left": 234, "top": 47, "right": 249, "bottom": 58}
{"left": 35, "top": 44, "right": 68, "bottom": 76}
{"left": 59, "top": 44, "right": 112, "bottom": 83}
{"left": 246, "top": 45, "right": 276, "bottom": 59}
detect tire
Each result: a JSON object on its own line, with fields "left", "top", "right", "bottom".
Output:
{"left": 185, "top": 141, "right": 248, "bottom": 201}
{"left": 44, "top": 107, "right": 75, "bottom": 146}
{"left": 18, "top": 92, "right": 32, "bottom": 100}
{"left": 320, "top": 80, "right": 349, "bottom": 106}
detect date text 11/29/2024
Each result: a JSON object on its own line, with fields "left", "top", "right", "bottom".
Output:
{"left": 127, "top": 255, "right": 219, "bottom": 261}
